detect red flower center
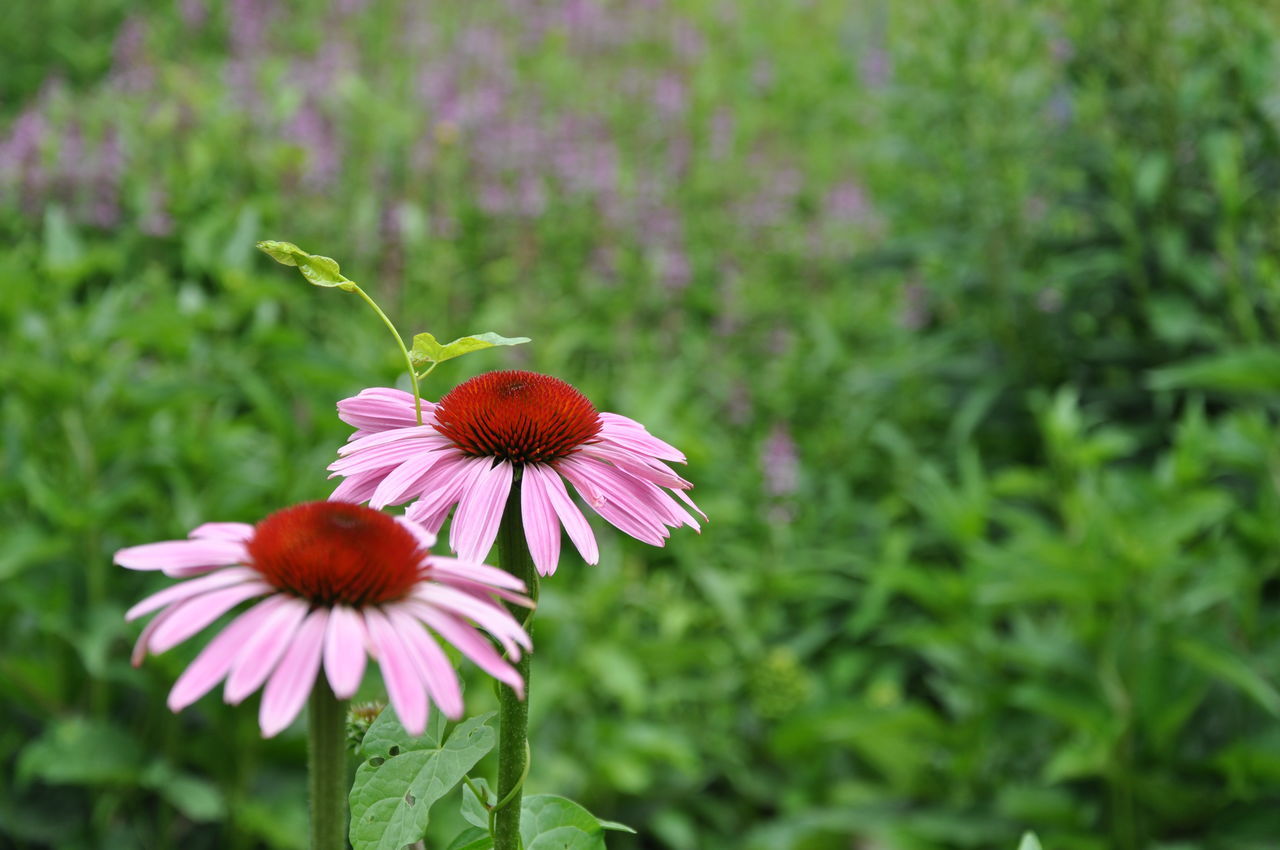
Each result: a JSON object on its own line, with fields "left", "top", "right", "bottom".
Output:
{"left": 246, "top": 502, "right": 427, "bottom": 607}
{"left": 434, "top": 370, "right": 601, "bottom": 464}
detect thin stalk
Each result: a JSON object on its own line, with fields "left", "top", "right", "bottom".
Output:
{"left": 308, "top": 677, "right": 350, "bottom": 850}
{"left": 350, "top": 285, "right": 423, "bottom": 425}
{"left": 494, "top": 481, "right": 538, "bottom": 850}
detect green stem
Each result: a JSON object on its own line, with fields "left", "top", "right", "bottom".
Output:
{"left": 494, "top": 481, "right": 538, "bottom": 850}
{"left": 308, "top": 677, "right": 350, "bottom": 850}
{"left": 350, "top": 285, "right": 423, "bottom": 425}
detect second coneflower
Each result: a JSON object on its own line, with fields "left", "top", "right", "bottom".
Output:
{"left": 328, "top": 371, "right": 703, "bottom": 575}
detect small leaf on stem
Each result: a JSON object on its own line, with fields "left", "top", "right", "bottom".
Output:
{"left": 410, "top": 332, "right": 532, "bottom": 369}
{"left": 256, "top": 240, "right": 357, "bottom": 291}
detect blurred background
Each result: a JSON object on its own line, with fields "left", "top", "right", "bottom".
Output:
{"left": 4, "top": 0, "right": 1280, "bottom": 848}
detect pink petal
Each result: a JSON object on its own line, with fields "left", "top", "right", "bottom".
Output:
{"left": 394, "top": 516, "right": 438, "bottom": 553}
{"left": 450, "top": 460, "right": 514, "bottom": 563}
{"left": 126, "top": 566, "right": 262, "bottom": 622}
{"left": 388, "top": 606, "right": 464, "bottom": 718}
{"left": 558, "top": 457, "right": 671, "bottom": 545}
{"left": 598, "top": 412, "right": 686, "bottom": 462}
{"left": 579, "top": 443, "right": 691, "bottom": 490}
{"left": 335, "top": 425, "right": 442, "bottom": 458}
{"left": 323, "top": 604, "right": 369, "bottom": 699}
{"left": 223, "top": 597, "right": 310, "bottom": 704}
{"left": 410, "top": 454, "right": 486, "bottom": 529}
{"left": 369, "top": 448, "right": 452, "bottom": 509}
{"left": 520, "top": 465, "right": 561, "bottom": 576}
{"left": 329, "top": 434, "right": 436, "bottom": 474}
{"left": 146, "top": 581, "right": 275, "bottom": 655}
{"left": 364, "top": 608, "right": 429, "bottom": 736}
{"left": 408, "top": 603, "right": 524, "bottom": 695}
{"left": 426, "top": 556, "right": 528, "bottom": 591}
{"left": 114, "top": 539, "right": 247, "bottom": 574}
{"left": 259, "top": 608, "right": 328, "bottom": 737}
{"left": 329, "top": 473, "right": 385, "bottom": 505}
{"left": 528, "top": 463, "right": 599, "bottom": 564}
{"left": 337, "top": 387, "right": 432, "bottom": 432}
{"left": 132, "top": 606, "right": 177, "bottom": 667}
{"left": 188, "top": 522, "right": 255, "bottom": 542}
{"left": 168, "top": 596, "right": 292, "bottom": 711}
{"left": 413, "top": 584, "right": 531, "bottom": 654}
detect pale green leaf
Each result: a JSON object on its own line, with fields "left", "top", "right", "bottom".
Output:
{"left": 521, "top": 794, "right": 633, "bottom": 849}
{"left": 256, "top": 240, "right": 356, "bottom": 290}
{"left": 349, "top": 713, "right": 496, "bottom": 850}
{"left": 445, "top": 828, "right": 493, "bottom": 850}
{"left": 410, "top": 331, "right": 531, "bottom": 368}
{"left": 460, "top": 777, "right": 493, "bottom": 829}
{"left": 1018, "top": 832, "right": 1044, "bottom": 850}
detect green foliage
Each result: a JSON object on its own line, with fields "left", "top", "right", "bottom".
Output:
{"left": 349, "top": 711, "right": 496, "bottom": 850}
{"left": 4, "top": 0, "right": 1280, "bottom": 849}
{"left": 256, "top": 241, "right": 356, "bottom": 291}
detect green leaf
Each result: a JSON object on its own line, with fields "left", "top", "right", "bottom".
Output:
{"left": 349, "top": 713, "right": 497, "bottom": 850}
{"left": 445, "top": 827, "right": 493, "bottom": 850}
{"left": 358, "top": 704, "right": 448, "bottom": 761}
{"left": 521, "top": 795, "right": 635, "bottom": 849}
{"left": 409, "top": 331, "right": 531, "bottom": 368}
{"left": 16, "top": 717, "right": 145, "bottom": 788}
{"left": 1176, "top": 638, "right": 1280, "bottom": 716}
{"left": 140, "top": 762, "right": 227, "bottom": 822}
{"left": 256, "top": 240, "right": 356, "bottom": 291}
{"left": 460, "top": 777, "right": 493, "bottom": 829}
{"left": 1148, "top": 348, "right": 1280, "bottom": 394}
{"left": 1017, "top": 832, "right": 1044, "bottom": 850}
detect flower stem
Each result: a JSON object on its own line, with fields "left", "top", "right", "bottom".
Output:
{"left": 494, "top": 481, "right": 538, "bottom": 850}
{"left": 350, "top": 284, "right": 423, "bottom": 425}
{"left": 308, "top": 677, "right": 350, "bottom": 850}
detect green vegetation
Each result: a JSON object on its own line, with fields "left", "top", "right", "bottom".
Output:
{"left": 3, "top": 0, "right": 1280, "bottom": 847}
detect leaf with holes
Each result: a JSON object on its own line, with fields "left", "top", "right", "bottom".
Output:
{"left": 349, "top": 713, "right": 496, "bottom": 850}
{"left": 358, "top": 704, "right": 448, "bottom": 761}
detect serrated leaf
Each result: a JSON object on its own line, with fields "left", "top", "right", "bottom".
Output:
{"left": 358, "top": 704, "right": 448, "bottom": 761}
{"left": 1018, "top": 832, "right": 1044, "bottom": 850}
{"left": 350, "top": 713, "right": 497, "bottom": 850}
{"left": 256, "top": 240, "right": 356, "bottom": 290}
{"left": 410, "top": 331, "right": 531, "bottom": 368}
{"left": 521, "top": 795, "right": 629, "bottom": 849}
{"left": 461, "top": 777, "right": 493, "bottom": 829}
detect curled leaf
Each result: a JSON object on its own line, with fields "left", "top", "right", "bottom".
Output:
{"left": 256, "top": 240, "right": 356, "bottom": 291}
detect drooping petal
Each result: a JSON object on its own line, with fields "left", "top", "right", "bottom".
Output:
{"left": 114, "top": 539, "right": 247, "bottom": 574}
{"left": 558, "top": 456, "right": 672, "bottom": 545}
{"left": 598, "top": 412, "right": 686, "bottom": 462}
{"left": 369, "top": 447, "right": 452, "bottom": 509}
{"left": 425, "top": 556, "right": 528, "bottom": 592}
{"left": 413, "top": 584, "right": 531, "bottom": 654}
{"left": 450, "top": 460, "right": 514, "bottom": 563}
{"left": 126, "top": 566, "right": 262, "bottom": 622}
{"left": 323, "top": 604, "right": 369, "bottom": 699}
{"left": 146, "top": 581, "right": 275, "bottom": 655}
{"left": 334, "top": 424, "right": 442, "bottom": 458}
{"left": 408, "top": 454, "right": 487, "bottom": 525}
{"left": 329, "top": 473, "right": 386, "bottom": 505}
{"left": 388, "top": 606, "right": 464, "bottom": 718}
{"left": 520, "top": 464, "right": 561, "bottom": 576}
{"left": 408, "top": 602, "right": 524, "bottom": 695}
{"left": 337, "top": 387, "right": 433, "bottom": 434}
{"left": 529, "top": 463, "right": 599, "bottom": 564}
{"left": 223, "top": 597, "right": 310, "bottom": 704}
{"left": 364, "top": 608, "right": 428, "bottom": 736}
{"left": 393, "top": 516, "right": 439, "bottom": 554}
{"left": 168, "top": 596, "right": 293, "bottom": 711}
{"left": 259, "top": 607, "right": 329, "bottom": 737}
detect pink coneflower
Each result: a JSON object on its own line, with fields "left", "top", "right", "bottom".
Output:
{"left": 116, "top": 501, "right": 531, "bottom": 737}
{"left": 328, "top": 371, "right": 703, "bottom": 576}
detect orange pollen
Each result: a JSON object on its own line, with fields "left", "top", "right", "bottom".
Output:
{"left": 246, "top": 502, "right": 427, "bottom": 607}
{"left": 433, "top": 370, "right": 602, "bottom": 464}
